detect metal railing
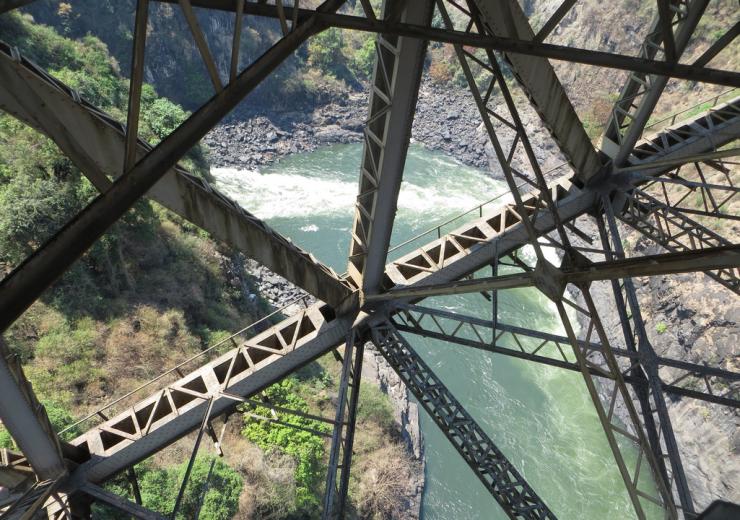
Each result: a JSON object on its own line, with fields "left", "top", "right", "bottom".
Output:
{"left": 386, "top": 162, "right": 574, "bottom": 258}
{"left": 641, "top": 88, "right": 739, "bottom": 138}
{"left": 60, "top": 294, "right": 313, "bottom": 435}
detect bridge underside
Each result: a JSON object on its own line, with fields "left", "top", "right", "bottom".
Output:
{"left": 0, "top": 1, "right": 738, "bottom": 519}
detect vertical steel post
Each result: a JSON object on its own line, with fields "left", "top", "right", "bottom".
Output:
{"left": 602, "top": 197, "right": 694, "bottom": 515}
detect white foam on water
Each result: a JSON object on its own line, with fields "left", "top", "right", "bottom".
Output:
{"left": 212, "top": 167, "right": 356, "bottom": 219}
{"left": 212, "top": 165, "right": 502, "bottom": 221}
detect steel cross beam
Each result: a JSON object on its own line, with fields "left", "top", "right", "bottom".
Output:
{"left": 391, "top": 304, "right": 740, "bottom": 408}
{"left": 322, "top": 332, "right": 364, "bottom": 519}
{"left": 0, "top": 40, "right": 354, "bottom": 311}
{"left": 151, "top": 0, "right": 740, "bottom": 87}
{"left": 367, "top": 245, "right": 740, "bottom": 301}
{"left": 347, "top": 0, "right": 434, "bottom": 295}
{"left": 370, "top": 320, "right": 557, "bottom": 520}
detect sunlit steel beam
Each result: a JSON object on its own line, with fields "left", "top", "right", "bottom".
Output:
{"left": 152, "top": 0, "right": 740, "bottom": 87}
{"left": 347, "top": 0, "right": 434, "bottom": 295}
{"left": 367, "top": 245, "right": 740, "bottom": 301}
{"left": 370, "top": 320, "right": 556, "bottom": 519}
{"left": 0, "top": 338, "right": 65, "bottom": 481}
{"left": 0, "top": 42, "right": 354, "bottom": 310}
{"left": 0, "top": 0, "right": 349, "bottom": 333}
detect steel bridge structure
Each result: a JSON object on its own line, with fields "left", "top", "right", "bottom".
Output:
{"left": 0, "top": 0, "right": 738, "bottom": 519}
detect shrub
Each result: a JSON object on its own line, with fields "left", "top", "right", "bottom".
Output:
{"left": 138, "top": 456, "right": 242, "bottom": 520}
{"left": 308, "top": 27, "right": 345, "bottom": 76}
{"left": 241, "top": 378, "right": 330, "bottom": 515}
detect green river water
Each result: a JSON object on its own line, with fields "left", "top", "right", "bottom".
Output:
{"left": 212, "top": 143, "right": 659, "bottom": 519}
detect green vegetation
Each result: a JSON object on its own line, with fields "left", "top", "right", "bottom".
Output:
{"left": 92, "top": 458, "right": 242, "bottom": 520}
{"left": 241, "top": 378, "right": 330, "bottom": 516}
{"left": 140, "top": 457, "right": 243, "bottom": 519}
{"left": 656, "top": 322, "right": 668, "bottom": 334}
{"left": 0, "top": 9, "right": 416, "bottom": 519}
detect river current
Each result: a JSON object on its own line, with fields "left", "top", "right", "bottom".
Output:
{"left": 212, "top": 143, "right": 656, "bottom": 519}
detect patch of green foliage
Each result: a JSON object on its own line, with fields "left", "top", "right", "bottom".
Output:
{"left": 655, "top": 322, "right": 668, "bottom": 334}
{"left": 357, "top": 384, "right": 396, "bottom": 431}
{"left": 241, "top": 378, "right": 330, "bottom": 515}
{"left": 92, "top": 458, "right": 242, "bottom": 520}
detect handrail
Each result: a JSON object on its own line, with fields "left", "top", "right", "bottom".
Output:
{"left": 641, "top": 88, "right": 739, "bottom": 136}
{"left": 60, "top": 293, "right": 312, "bottom": 434}
{"left": 387, "top": 162, "right": 573, "bottom": 255}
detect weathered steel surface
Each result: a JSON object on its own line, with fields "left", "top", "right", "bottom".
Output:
{"left": 472, "top": 0, "right": 603, "bottom": 183}
{"left": 0, "top": 41, "right": 354, "bottom": 311}
{"left": 347, "top": 0, "right": 434, "bottom": 295}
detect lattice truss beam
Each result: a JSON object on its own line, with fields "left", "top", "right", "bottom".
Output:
{"left": 0, "top": 0, "right": 738, "bottom": 518}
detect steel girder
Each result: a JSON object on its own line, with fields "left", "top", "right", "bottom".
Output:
{"left": 598, "top": 198, "right": 694, "bottom": 514}
{"left": 347, "top": 0, "right": 434, "bottom": 295}
{"left": 368, "top": 245, "right": 740, "bottom": 301}
{"left": 68, "top": 303, "right": 354, "bottom": 484}
{"left": 602, "top": 0, "right": 709, "bottom": 165}
{"left": 391, "top": 304, "right": 739, "bottom": 409}
{"left": 0, "top": 338, "right": 65, "bottom": 482}
{"left": 370, "top": 321, "right": 556, "bottom": 519}
{"left": 322, "top": 333, "right": 364, "bottom": 519}
{"left": 150, "top": 0, "right": 740, "bottom": 87}
{"left": 470, "top": 0, "right": 603, "bottom": 183}
{"left": 0, "top": 39, "right": 354, "bottom": 312}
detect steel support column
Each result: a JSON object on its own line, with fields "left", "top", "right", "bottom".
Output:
{"left": 370, "top": 320, "right": 556, "bottom": 520}
{"left": 322, "top": 332, "right": 364, "bottom": 519}
{"left": 348, "top": 0, "right": 434, "bottom": 295}
{"left": 0, "top": 337, "right": 65, "bottom": 481}
{"left": 599, "top": 198, "right": 694, "bottom": 515}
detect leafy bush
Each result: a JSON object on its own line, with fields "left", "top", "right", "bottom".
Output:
{"left": 308, "top": 28, "right": 345, "bottom": 78}
{"left": 241, "top": 378, "right": 330, "bottom": 515}
{"left": 137, "top": 457, "right": 242, "bottom": 520}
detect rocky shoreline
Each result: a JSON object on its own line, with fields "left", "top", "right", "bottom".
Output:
{"left": 204, "top": 78, "right": 566, "bottom": 177}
